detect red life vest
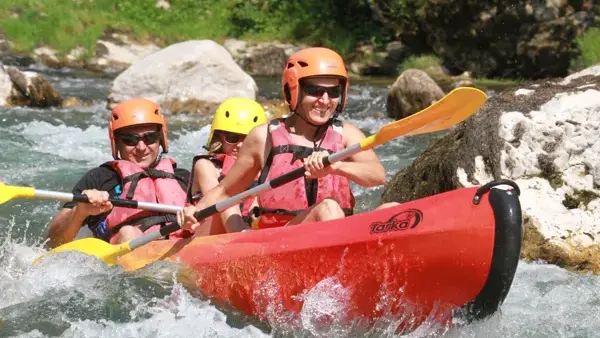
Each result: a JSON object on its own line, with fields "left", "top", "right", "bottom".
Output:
{"left": 256, "top": 118, "right": 355, "bottom": 229}
{"left": 104, "top": 157, "right": 190, "bottom": 241}
{"left": 187, "top": 153, "right": 255, "bottom": 217}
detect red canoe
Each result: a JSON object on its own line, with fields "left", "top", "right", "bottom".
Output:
{"left": 118, "top": 179, "right": 522, "bottom": 332}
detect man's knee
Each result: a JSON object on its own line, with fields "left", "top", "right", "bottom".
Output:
{"left": 115, "top": 225, "right": 143, "bottom": 243}
{"left": 316, "top": 198, "right": 345, "bottom": 219}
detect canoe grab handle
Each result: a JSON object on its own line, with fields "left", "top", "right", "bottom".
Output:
{"left": 472, "top": 179, "right": 520, "bottom": 205}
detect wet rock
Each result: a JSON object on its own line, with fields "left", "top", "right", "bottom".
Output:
{"left": 239, "top": 45, "right": 287, "bottom": 76}
{"left": 65, "top": 47, "right": 86, "bottom": 68}
{"left": 223, "top": 39, "right": 303, "bottom": 76}
{"left": 0, "top": 64, "right": 13, "bottom": 106}
{"left": 61, "top": 96, "right": 92, "bottom": 108}
{"left": 5, "top": 66, "right": 62, "bottom": 107}
{"left": 161, "top": 98, "right": 218, "bottom": 115}
{"left": 91, "top": 33, "right": 160, "bottom": 71}
{"left": 33, "top": 47, "right": 62, "bottom": 68}
{"left": 0, "top": 53, "right": 35, "bottom": 69}
{"left": 381, "top": 64, "right": 600, "bottom": 273}
{"left": 386, "top": 69, "right": 445, "bottom": 119}
{"left": 386, "top": 41, "right": 409, "bottom": 62}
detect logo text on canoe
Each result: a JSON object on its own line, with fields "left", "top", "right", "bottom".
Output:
{"left": 370, "top": 209, "right": 423, "bottom": 234}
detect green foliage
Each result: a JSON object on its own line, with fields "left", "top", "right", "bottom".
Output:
{"left": 571, "top": 28, "right": 600, "bottom": 71}
{"left": 227, "top": 0, "right": 393, "bottom": 55}
{"left": 0, "top": 0, "right": 393, "bottom": 60}
{"left": 398, "top": 54, "right": 441, "bottom": 73}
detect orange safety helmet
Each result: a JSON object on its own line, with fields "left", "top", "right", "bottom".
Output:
{"left": 282, "top": 47, "right": 349, "bottom": 112}
{"left": 108, "top": 98, "right": 168, "bottom": 159}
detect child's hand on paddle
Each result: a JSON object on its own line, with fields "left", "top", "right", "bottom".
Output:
{"left": 177, "top": 205, "right": 200, "bottom": 231}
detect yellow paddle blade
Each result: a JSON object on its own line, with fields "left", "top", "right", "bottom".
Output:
{"left": 38, "top": 238, "right": 132, "bottom": 266}
{"left": 360, "top": 87, "right": 487, "bottom": 150}
{"left": 0, "top": 182, "right": 35, "bottom": 204}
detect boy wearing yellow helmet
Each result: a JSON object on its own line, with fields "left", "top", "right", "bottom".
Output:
{"left": 187, "top": 97, "right": 267, "bottom": 235}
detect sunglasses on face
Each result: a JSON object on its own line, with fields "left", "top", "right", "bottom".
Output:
{"left": 220, "top": 133, "right": 245, "bottom": 144}
{"left": 118, "top": 131, "right": 161, "bottom": 146}
{"left": 303, "top": 84, "right": 343, "bottom": 98}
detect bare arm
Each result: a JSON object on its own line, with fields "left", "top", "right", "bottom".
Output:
{"left": 193, "top": 159, "right": 247, "bottom": 232}
{"left": 332, "top": 122, "right": 386, "bottom": 187}
{"left": 196, "top": 124, "right": 267, "bottom": 211}
{"left": 47, "top": 206, "right": 89, "bottom": 248}
{"left": 47, "top": 189, "right": 112, "bottom": 248}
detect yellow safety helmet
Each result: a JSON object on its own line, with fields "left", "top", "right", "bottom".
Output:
{"left": 207, "top": 97, "right": 268, "bottom": 146}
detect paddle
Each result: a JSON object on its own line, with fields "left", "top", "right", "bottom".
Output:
{"left": 0, "top": 184, "right": 183, "bottom": 213}
{"left": 36, "top": 86, "right": 487, "bottom": 266}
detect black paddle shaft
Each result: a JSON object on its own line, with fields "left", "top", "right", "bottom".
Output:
{"left": 72, "top": 194, "right": 139, "bottom": 208}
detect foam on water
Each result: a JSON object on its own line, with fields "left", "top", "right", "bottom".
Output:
{"left": 497, "top": 261, "right": 600, "bottom": 337}
{"left": 168, "top": 124, "right": 211, "bottom": 169}
{"left": 0, "top": 227, "right": 269, "bottom": 338}
{"left": 11, "top": 120, "right": 111, "bottom": 166}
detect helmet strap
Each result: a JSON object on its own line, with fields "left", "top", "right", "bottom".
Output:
{"left": 293, "top": 111, "right": 321, "bottom": 128}
{"left": 290, "top": 109, "right": 340, "bottom": 150}
{"left": 150, "top": 152, "right": 163, "bottom": 168}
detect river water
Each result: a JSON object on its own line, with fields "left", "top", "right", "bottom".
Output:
{"left": 0, "top": 65, "right": 598, "bottom": 338}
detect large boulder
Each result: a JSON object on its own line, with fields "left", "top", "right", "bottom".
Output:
{"left": 0, "top": 62, "right": 62, "bottom": 107}
{"left": 386, "top": 69, "right": 445, "bottom": 119}
{"left": 107, "top": 40, "right": 258, "bottom": 114}
{"left": 381, "top": 65, "right": 600, "bottom": 273}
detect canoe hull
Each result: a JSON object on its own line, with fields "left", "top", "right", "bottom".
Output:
{"left": 119, "top": 181, "right": 522, "bottom": 331}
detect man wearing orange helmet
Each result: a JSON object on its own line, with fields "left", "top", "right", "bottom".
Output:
{"left": 47, "top": 98, "right": 191, "bottom": 248}
{"left": 178, "top": 47, "right": 387, "bottom": 231}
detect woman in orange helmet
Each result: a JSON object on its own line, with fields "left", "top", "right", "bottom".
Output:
{"left": 47, "top": 98, "right": 191, "bottom": 248}
{"left": 178, "top": 47, "right": 389, "bottom": 231}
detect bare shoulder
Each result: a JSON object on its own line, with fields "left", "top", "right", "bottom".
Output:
{"left": 246, "top": 122, "right": 269, "bottom": 144}
{"left": 341, "top": 121, "right": 367, "bottom": 145}
{"left": 243, "top": 122, "right": 271, "bottom": 164}
{"left": 194, "top": 157, "right": 218, "bottom": 175}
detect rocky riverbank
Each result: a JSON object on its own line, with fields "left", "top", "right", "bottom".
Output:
{"left": 381, "top": 65, "right": 600, "bottom": 274}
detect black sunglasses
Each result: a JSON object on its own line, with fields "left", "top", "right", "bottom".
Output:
{"left": 119, "top": 131, "right": 161, "bottom": 146}
{"left": 303, "top": 84, "right": 343, "bottom": 98}
{"left": 220, "top": 133, "right": 245, "bottom": 144}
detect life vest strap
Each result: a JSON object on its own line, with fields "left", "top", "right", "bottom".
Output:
{"left": 110, "top": 213, "right": 177, "bottom": 235}
{"left": 122, "top": 169, "right": 177, "bottom": 200}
